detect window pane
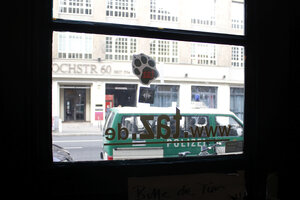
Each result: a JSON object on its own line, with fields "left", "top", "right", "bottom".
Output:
{"left": 230, "top": 87, "right": 244, "bottom": 121}
{"left": 52, "top": 32, "right": 244, "bottom": 162}
{"left": 53, "top": 0, "right": 245, "bottom": 35}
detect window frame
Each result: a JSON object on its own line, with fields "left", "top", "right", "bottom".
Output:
{"left": 17, "top": 0, "right": 298, "bottom": 199}
{"left": 31, "top": 0, "right": 257, "bottom": 197}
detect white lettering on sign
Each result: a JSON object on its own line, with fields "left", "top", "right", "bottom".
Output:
{"left": 166, "top": 139, "right": 202, "bottom": 148}
{"left": 52, "top": 63, "right": 131, "bottom": 76}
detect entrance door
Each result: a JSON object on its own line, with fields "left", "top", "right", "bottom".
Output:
{"left": 106, "top": 84, "right": 137, "bottom": 107}
{"left": 64, "top": 89, "right": 86, "bottom": 121}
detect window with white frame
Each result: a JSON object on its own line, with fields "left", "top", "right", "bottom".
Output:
{"left": 191, "top": 86, "right": 218, "bottom": 108}
{"left": 231, "top": 46, "right": 244, "bottom": 67}
{"left": 105, "top": 36, "right": 137, "bottom": 61}
{"left": 190, "top": 0, "right": 215, "bottom": 26}
{"left": 191, "top": 43, "right": 216, "bottom": 65}
{"left": 231, "top": 1, "right": 244, "bottom": 30}
{"left": 58, "top": 32, "right": 93, "bottom": 59}
{"left": 230, "top": 87, "right": 244, "bottom": 121}
{"left": 150, "top": 85, "right": 179, "bottom": 107}
{"left": 150, "top": 0, "right": 179, "bottom": 22}
{"left": 150, "top": 39, "right": 178, "bottom": 63}
{"left": 106, "top": 0, "right": 136, "bottom": 18}
{"left": 59, "top": 0, "right": 92, "bottom": 15}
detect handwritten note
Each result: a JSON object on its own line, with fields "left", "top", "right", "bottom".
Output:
{"left": 128, "top": 171, "right": 246, "bottom": 200}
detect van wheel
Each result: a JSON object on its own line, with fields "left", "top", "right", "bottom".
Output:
{"left": 100, "top": 152, "right": 103, "bottom": 160}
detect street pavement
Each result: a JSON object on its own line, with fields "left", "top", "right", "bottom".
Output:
{"left": 53, "top": 135, "right": 103, "bottom": 161}
{"left": 52, "top": 122, "right": 104, "bottom": 161}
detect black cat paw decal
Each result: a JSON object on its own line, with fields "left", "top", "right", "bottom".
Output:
{"left": 132, "top": 53, "right": 159, "bottom": 85}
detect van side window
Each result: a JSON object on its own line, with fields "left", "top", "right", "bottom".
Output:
{"left": 179, "top": 115, "right": 210, "bottom": 138}
{"left": 121, "top": 115, "right": 159, "bottom": 137}
{"left": 104, "top": 112, "right": 115, "bottom": 130}
{"left": 215, "top": 116, "right": 243, "bottom": 136}
{"left": 169, "top": 115, "right": 209, "bottom": 138}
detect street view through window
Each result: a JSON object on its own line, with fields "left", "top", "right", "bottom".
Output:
{"left": 52, "top": 0, "right": 245, "bottom": 162}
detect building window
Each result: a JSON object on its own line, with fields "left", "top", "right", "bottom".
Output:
{"left": 191, "top": 86, "right": 217, "bottom": 108}
{"left": 58, "top": 32, "right": 93, "bottom": 59}
{"left": 230, "top": 87, "right": 244, "bottom": 121}
{"left": 105, "top": 36, "right": 137, "bottom": 61}
{"left": 190, "top": 0, "right": 215, "bottom": 26}
{"left": 150, "top": 40, "right": 178, "bottom": 63}
{"left": 150, "top": 85, "right": 179, "bottom": 107}
{"left": 191, "top": 43, "right": 216, "bottom": 65}
{"left": 231, "top": 46, "right": 244, "bottom": 67}
{"left": 231, "top": 1, "right": 244, "bottom": 30}
{"left": 150, "top": 0, "right": 178, "bottom": 22}
{"left": 59, "top": 0, "right": 92, "bottom": 15}
{"left": 106, "top": 0, "right": 136, "bottom": 18}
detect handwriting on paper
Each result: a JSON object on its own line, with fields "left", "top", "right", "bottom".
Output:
{"left": 128, "top": 171, "right": 246, "bottom": 200}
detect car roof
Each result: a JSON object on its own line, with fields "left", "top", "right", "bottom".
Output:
{"left": 111, "top": 106, "right": 235, "bottom": 115}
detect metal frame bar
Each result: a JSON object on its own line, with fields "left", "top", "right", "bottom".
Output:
{"left": 52, "top": 19, "right": 246, "bottom": 46}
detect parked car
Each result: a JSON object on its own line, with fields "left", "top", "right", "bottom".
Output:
{"left": 53, "top": 144, "right": 73, "bottom": 162}
{"left": 101, "top": 107, "right": 243, "bottom": 160}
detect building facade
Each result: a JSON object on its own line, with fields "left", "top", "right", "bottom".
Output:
{"left": 52, "top": 0, "right": 245, "bottom": 127}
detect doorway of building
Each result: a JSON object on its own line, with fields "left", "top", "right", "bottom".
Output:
{"left": 64, "top": 89, "right": 86, "bottom": 121}
{"left": 106, "top": 84, "right": 137, "bottom": 107}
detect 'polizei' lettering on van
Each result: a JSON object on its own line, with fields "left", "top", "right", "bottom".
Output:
{"left": 166, "top": 139, "right": 202, "bottom": 148}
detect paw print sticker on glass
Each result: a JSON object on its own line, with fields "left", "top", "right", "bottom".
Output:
{"left": 132, "top": 53, "right": 159, "bottom": 85}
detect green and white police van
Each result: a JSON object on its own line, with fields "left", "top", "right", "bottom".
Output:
{"left": 101, "top": 107, "right": 243, "bottom": 160}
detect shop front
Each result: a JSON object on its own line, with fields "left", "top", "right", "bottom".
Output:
{"left": 105, "top": 84, "right": 137, "bottom": 108}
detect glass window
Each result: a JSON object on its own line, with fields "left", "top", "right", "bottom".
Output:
{"left": 52, "top": 32, "right": 244, "bottom": 161}
{"left": 53, "top": 0, "right": 245, "bottom": 35}
{"left": 150, "top": 0, "right": 179, "bottom": 22}
{"left": 121, "top": 115, "right": 210, "bottom": 139}
{"left": 215, "top": 115, "right": 243, "bottom": 137}
{"left": 105, "top": 36, "right": 137, "bottom": 61}
{"left": 231, "top": 46, "right": 244, "bottom": 67}
{"left": 59, "top": 0, "right": 92, "bottom": 15}
{"left": 58, "top": 32, "right": 93, "bottom": 59}
{"left": 191, "top": 86, "right": 217, "bottom": 108}
{"left": 231, "top": 1, "right": 244, "bottom": 31}
{"left": 230, "top": 87, "right": 244, "bottom": 121}
{"left": 52, "top": 0, "right": 245, "bottom": 162}
{"left": 191, "top": 43, "right": 216, "bottom": 65}
{"left": 150, "top": 40, "right": 178, "bottom": 63}
{"left": 106, "top": 0, "right": 136, "bottom": 18}
{"left": 150, "top": 85, "right": 179, "bottom": 107}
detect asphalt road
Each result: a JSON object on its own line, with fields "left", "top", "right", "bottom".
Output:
{"left": 53, "top": 135, "right": 103, "bottom": 161}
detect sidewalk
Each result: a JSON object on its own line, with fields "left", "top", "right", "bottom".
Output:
{"left": 52, "top": 122, "right": 102, "bottom": 136}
